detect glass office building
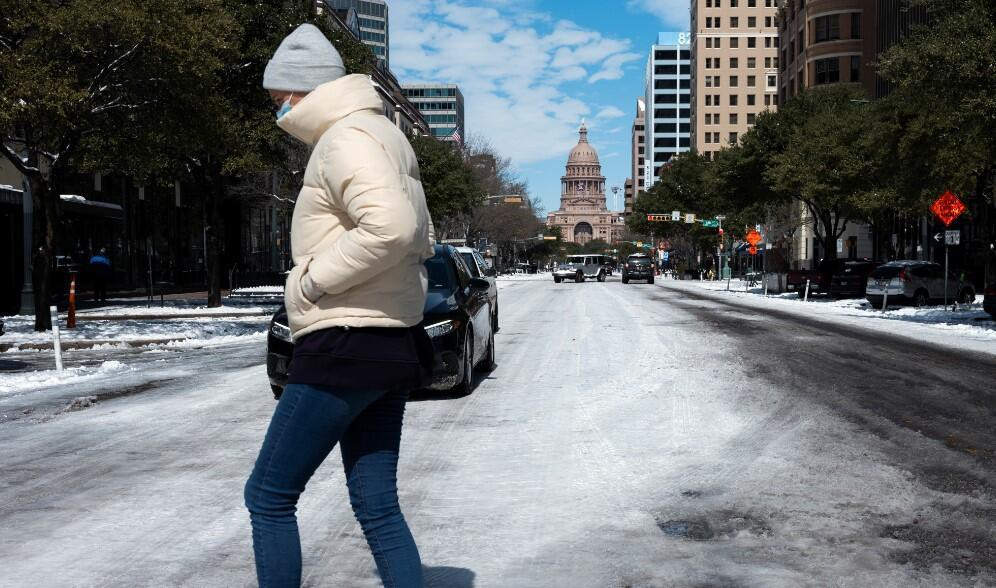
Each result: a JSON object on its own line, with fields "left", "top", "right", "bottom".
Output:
{"left": 644, "top": 32, "right": 691, "bottom": 187}
{"left": 324, "top": 0, "right": 390, "bottom": 66}
{"left": 401, "top": 84, "right": 465, "bottom": 144}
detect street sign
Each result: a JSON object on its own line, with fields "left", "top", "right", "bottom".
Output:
{"left": 748, "top": 245, "right": 758, "bottom": 255}
{"left": 930, "top": 191, "right": 966, "bottom": 227}
{"left": 933, "top": 232, "right": 943, "bottom": 243}
{"left": 685, "top": 213, "right": 696, "bottom": 224}
{"left": 647, "top": 214, "right": 669, "bottom": 222}
{"left": 663, "top": 251, "right": 670, "bottom": 260}
{"left": 745, "top": 229, "right": 762, "bottom": 246}
{"left": 636, "top": 242, "right": 643, "bottom": 248}
{"left": 945, "top": 230, "right": 960, "bottom": 245}
{"left": 701, "top": 219, "right": 719, "bottom": 228}
{"left": 671, "top": 210, "right": 681, "bottom": 221}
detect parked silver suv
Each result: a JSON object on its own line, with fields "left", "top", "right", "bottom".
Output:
{"left": 865, "top": 260, "right": 976, "bottom": 307}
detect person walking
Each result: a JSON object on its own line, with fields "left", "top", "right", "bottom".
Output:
{"left": 243, "top": 24, "right": 435, "bottom": 588}
{"left": 89, "top": 248, "right": 112, "bottom": 302}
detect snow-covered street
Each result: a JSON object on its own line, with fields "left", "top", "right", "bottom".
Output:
{"left": 1, "top": 276, "right": 995, "bottom": 587}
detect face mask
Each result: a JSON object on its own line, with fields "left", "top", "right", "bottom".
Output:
{"left": 276, "top": 93, "right": 294, "bottom": 120}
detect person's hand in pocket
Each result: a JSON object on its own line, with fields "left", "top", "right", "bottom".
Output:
{"left": 300, "top": 272, "right": 323, "bottom": 303}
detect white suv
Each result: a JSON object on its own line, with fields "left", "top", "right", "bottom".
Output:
{"left": 865, "top": 260, "right": 976, "bottom": 307}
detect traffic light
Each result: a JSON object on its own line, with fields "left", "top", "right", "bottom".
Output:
{"left": 646, "top": 214, "right": 669, "bottom": 222}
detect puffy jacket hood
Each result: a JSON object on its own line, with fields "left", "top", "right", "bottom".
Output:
{"left": 277, "top": 74, "right": 382, "bottom": 145}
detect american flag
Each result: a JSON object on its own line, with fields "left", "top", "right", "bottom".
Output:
{"left": 448, "top": 129, "right": 462, "bottom": 143}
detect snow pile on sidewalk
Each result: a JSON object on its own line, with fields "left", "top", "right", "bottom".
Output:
{"left": 497, "top": 272, "right": 551, "bottom": 282}
{"left": 662, "top": 278, "right": 996, "bottom": 354}
{"left": 0, "top": 360, "right": 130, "bottom": 397}
{"left": 228, "top": 285, "right": 285, "bottom": 298}
{"left": 0, "top": 314, "right": 270, "bottom": 346}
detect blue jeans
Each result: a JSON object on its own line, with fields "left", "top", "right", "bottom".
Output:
{"left": 244, "top": 384, "right": 423, "bottom": 587}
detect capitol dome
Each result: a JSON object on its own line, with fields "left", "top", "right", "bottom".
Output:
{"left": 567, "top": 122, "right": 600, "bottom": 165}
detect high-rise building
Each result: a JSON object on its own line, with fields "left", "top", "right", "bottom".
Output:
{"left": 402, "top": 84, "right": 465, "bottom": 144}
{"left": 690, "top": 0, "right": 780, "bottom": 159}
{"left": 629, "top": 98, "right": 646, "bottom": 211}
{"left": 778, "top": 0, "right": 928, "bottom": 103}
{"left": 624, "top": 178, "right": 635, "bottom": 216}
{"left": 323, "top": 0, "right": 390, "bottom": 66}
{"left": 644, "top": 33, "right": 691, "bottom": 188}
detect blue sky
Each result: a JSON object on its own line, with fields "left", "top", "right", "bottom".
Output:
{"left": 390, "top": 0, "right": 690, "bottom": 216}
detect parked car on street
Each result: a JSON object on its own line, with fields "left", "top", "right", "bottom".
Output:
{"left": 267, "top": 244, "right": 495, "bottom": 399}
{"left": 621, "top": 253, "right": 654, "bottom": 284}
{"left": 829, "top": 259, "right": 880, "bottom": 298}
{"left": 786, "top": 258, "right": 850, "bottom": 298}
{"left": 456, "top": 246, "right": 498, "bottom": 331}
{"left": 985, "top": 282, "right": 996, "bottom": 319}
{"left": 865, "top": 260, "right": 976, "bottom": 307}
{"left": 555, "top": 254, "right": 608, "bottom": 283}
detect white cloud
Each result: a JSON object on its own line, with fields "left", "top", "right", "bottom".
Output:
{"left": 391, "top": 1, "right": 641, "bottom": 166}
{"left": 626, "top": 0, "right": 692, "bottom": 29}
{"left": 595, "top": 106, "right": 626, "bottom": 120}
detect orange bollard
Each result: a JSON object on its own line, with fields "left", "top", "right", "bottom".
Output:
{"left": 67, "top": 271, "right": 77, "bottom": 329}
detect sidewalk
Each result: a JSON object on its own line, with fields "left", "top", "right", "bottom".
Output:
{"left": 657, "top": 277, "right": 996, "bottom": 357}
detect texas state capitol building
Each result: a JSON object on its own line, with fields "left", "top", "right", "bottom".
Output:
{"left": 547, "top": 123, "right": 624, "bottom": 245}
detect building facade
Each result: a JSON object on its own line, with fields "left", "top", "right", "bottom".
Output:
{"left": 644, "top": 33, "right": 692, "bottom": 187}
{"left": 402, "top": 84, "right": 466, "bottom": 144}
{"left": 690, "top": 0, "right": 780, "bottom": 159}
{"left": 777, "top": 0, "right": 876, "bottom": 105}
{"left": 547, "top": 124, "right": 625, "bottom": 245}
{"left": 627, "top": 97, "right": 646, "bottom": 214}
{"left": 323, "top": 0, "right": 390, "bottom": 66}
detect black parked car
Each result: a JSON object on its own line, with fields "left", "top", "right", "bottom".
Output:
{"left": 621, "top": 253, "right": 654, "bottom": 284}
{"left": 267, "top": 244, "right": 495, "bottom": 399}
{"left": 984, "top": 282, "right": 996, "bottom": 319}
{"left": 829, "top": 259, "right": 879, "bottom": 298}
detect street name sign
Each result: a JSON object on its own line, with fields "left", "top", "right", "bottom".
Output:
{"left": 685, "top": 213, "right": 696, "bottom": 224}
{"left": 701, "top": 219, "right": 719, "bottom": 228}
{"left": 671, "top": 210, "right": 681, "bottom": 221}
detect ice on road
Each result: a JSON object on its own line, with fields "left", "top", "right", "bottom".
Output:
{"left": 0, "top": 277, "right": 993, "bottom": 587}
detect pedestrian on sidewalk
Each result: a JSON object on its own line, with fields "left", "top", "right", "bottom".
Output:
{"left": 244, "top": 23, "right": 435, "bottom": 588}
{"left": 89, "top": 248, "right": 112, "bottom": 302}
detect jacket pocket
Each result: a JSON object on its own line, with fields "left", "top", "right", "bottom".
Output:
{"left": 285, "top": 257, "right": 317, "bottom": 317}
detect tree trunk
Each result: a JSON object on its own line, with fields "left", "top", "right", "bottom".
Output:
{"left": 31, "top": 177, "right": 56, "bottom": 331}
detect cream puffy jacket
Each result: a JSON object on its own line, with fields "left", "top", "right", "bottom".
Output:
{"left": 278, "top": 75, "right": 435, "bottom": 340}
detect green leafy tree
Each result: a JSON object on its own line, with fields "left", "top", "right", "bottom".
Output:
{"left": 409, "top": 135, "right": 484, "bottom": 226}
{"left": 0, "top": 0, "right": 233, "bottom": 329}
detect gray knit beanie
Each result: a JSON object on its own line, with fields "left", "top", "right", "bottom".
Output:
{"left": 263, "top": 24, "right": 346, "bottom": 92}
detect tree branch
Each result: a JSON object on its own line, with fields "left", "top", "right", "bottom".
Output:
{"left": 1, "top": 141, "right": 40, "bottom": 177}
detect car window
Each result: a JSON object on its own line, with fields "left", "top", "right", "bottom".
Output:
{"left": 460, "top": 252, "right": 481, "bottom": 277}
{"left": 871, "top": 266, "right": 901, "bottom": 279}
{"left": 425, "top": 255, "right": 457, "bottom": 291}
{"left": 474, "top": 252, "right": 490, "bottom": 274}
{"left": 452, "top": 253, "right": 472, "bottom": 288}
{"left": 629, "top": 256, "right": 650, "bottom": 265}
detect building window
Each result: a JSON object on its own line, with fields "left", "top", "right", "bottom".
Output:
{"left": 705, "top": 133, "right": 712, "bottom": 144}
{"left": 748, "top": 37, "right": 757, "bottom": 48}
{"left": 730, "top": 37, "right": 739, "bottom": 48}
{"left": 714, "top": 37, "right": 722, "bottom": 48}
{"left": 713, "top": 132, "right": 720, "bottom": 143}
{"left": 728, "top": 132, "right": 738, "bottom": 144}
{"left": 706, "top": 17, "right": 712, "bottom": 28}
{"left": 764, "top": 56, "right": 771, "bottom": 68}
{"left": 729, "top": 113, "right": 738, "bottom": 124}
{"left": 706, "top": 37, "right": 712, "bottom": 48}
{"left": 814, "top": 15, "right": 841, "bottom": 43}
{"left": 730, "top": 75, "right": 739, "bottom": 87}
{"left": 797, "top": 29, "right": 803, "bottom": 53}
{"left": 747, "top": 94, "right": 756, "bottom": 105}
{"left": 765, "top": 36, "right": 773, "bottom": 48}
{"left": 748, "top": 16, "right": 757, "bottom": 27}
{"left": 729, "top": 94, "right": 738, "bottom": 106}
{"left": 747, "top": 75, "right": 756, "bottom": 87}
{"left": 749, "top": 0, "right": 756, "bottom": 6}
{"left": 765, "top": 16, "right": 772, "bottom": 27}
{"left": 747, "top": 113, "right": 757, "bottom": 124}
{"left": 765, "top": 94, "right": 773, "bottom": 105}
{"left": 730, "top": 57, "right": 738, "bottom": 68}
{"left": 730, "top": 0, "right": 737, "bottom": 5}
{"left": 851, "top": 13, "right": 861, "bottom": 38}
{"left": 851, "top": 55, "right": 861, "bottom": 81}
{"left": 767, "top": 74, "right": 777, "bottom": 87}
{"left": 731, "top": 16, "right": 739, "bottom": 27}
{"left": 815, "top": 57, "right": 840, "bottom": 84}
{"left": 748, "top": 57, "right": 756, "bottom": 68}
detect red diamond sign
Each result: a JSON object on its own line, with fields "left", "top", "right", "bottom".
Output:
{"left": 745, "top": 229, "right": 762, "bottom": 246}
{"left": 930, "top": 191, "right": 966, "bottom": 227}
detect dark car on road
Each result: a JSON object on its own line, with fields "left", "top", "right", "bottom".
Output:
{"left": 267, "top": 244, "right": 495, "bottom": 399}
{"left": 621, "top": 253, "right": 654, "bottom": 284}
{"left": 829, "top": 259, "right": 879, "bottom": 298}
